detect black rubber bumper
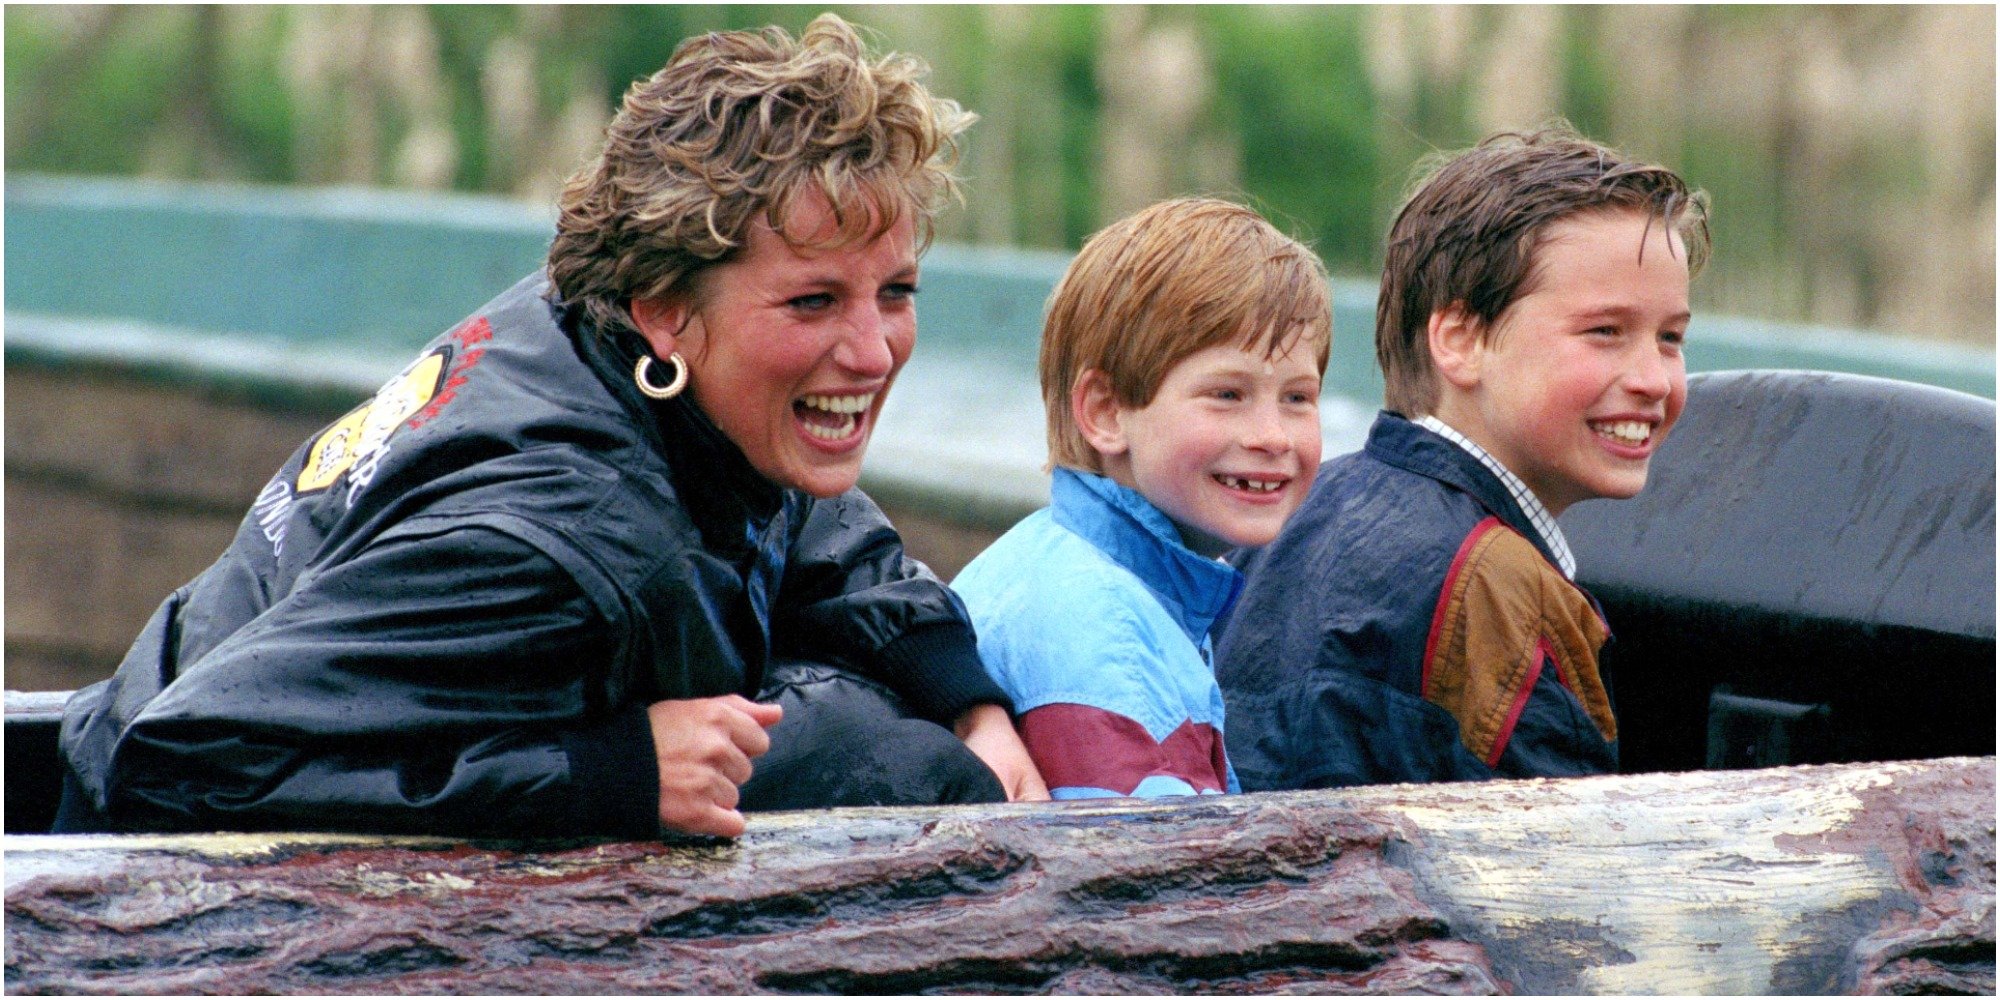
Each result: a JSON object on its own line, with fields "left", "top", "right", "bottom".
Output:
{"left": 1560, "top": 370, "right": 1995, "bottom": 773}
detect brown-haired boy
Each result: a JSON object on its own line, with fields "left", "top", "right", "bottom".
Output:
{"left": 1217, "top": 126, "right": 1710, "bottom": 789}
{"left": 953, "top": 198, "right": 1332, "bottom": 799}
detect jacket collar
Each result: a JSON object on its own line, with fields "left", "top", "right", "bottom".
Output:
{"left": 1412, "top": 415, "right": 1576, "bottom": 579}
{"left": 1364, "top": 410, "right": 1566, "bottom": 571}
{"left": 1049, "top": 467, "right": 1243, "bottom": 645}
{"left": 562, "top": 290, "right": 786, "bottom": 552}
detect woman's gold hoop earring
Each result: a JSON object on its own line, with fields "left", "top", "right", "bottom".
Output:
{"left": 634, "top": 353, "right": 689, "bottom": 400}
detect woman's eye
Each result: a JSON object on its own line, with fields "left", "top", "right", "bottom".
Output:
{"left": 1285, "top": 391, "right": 1318, "bottom": 406}
{"left": 882, "top": 283, "right": 919, "bottom": 302}
{"left": 1661, "top": 329, "right": 1686, "bottom": 347}
{"left": 1211, "top": 388, "right": 1243, "bottom": 402}
{"left": 788, "top": 293, "right": 835, "bottom": 312}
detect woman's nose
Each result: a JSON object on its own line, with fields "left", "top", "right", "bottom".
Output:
{"left": 835, "top": 304, "right": 896, "bottom": 377}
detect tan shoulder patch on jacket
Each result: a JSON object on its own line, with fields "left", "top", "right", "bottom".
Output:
{"left": 1421, "top": 519, "right": 1615, "bottom": 765}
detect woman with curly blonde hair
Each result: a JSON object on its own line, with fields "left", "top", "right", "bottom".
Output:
{"left": 59, "top": 14, "right": 1046, "bottom": 841}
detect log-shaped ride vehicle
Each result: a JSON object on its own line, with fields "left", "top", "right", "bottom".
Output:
{"left": 6, "top": 370, "right": 1992, "bottom": 994}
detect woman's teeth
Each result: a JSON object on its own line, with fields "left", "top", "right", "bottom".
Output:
{"left": 801, "top": 393, "right": 874, "bottom": 414}
{"left": 1592, "top": 420, "right": 1652, "bottom": 445}
{"left": 803, "top": 417, "right": 856, "bottom": 440}
{"left": 1216, "top": 475, "right": 1282, "bottom": 493}
{"left": 798, "top": 393, "right": 873, "bottom": 440}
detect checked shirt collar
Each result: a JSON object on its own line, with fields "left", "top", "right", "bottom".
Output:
{"left": 1414, "top": 415, "right": 1577, "bottom": 580}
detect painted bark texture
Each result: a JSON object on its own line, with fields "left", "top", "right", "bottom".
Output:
{"left": 5, "top": 757, "right": 1991, "bottom": 995}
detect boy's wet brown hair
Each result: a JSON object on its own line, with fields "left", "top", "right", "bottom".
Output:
{"left": 1041, "top": 197, "right": 1333, "bottom": 473}
{"left": 1377, "top": 124, "right": 1710, "bottom": 416}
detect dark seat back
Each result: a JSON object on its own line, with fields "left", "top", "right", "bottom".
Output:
{"left": 1559, "top": 370, "right": 1995, "bottom": 772}
{"left": 6, "top": 690, "right": 69, "bottom": 833}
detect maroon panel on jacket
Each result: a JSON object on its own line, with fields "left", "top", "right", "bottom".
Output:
{"left": 1019, "top": 702, "right": 1228, "bottom": 795}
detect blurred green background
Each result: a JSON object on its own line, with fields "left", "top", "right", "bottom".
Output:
{"left": 6, "top": 4, "right": 1994, "bottom": 346}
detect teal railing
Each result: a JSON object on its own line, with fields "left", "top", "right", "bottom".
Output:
{"left": 8, "top": 174, "right": 1993, "bottom": 516}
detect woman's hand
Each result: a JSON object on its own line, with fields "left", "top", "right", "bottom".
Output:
{"left": 647, "top": 695, "right": 784, "bottom": 837}
{"left": 954, "top": 703, "right": 1051, "bottom": 802}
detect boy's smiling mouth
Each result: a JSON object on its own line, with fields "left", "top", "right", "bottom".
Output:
{"left": 795, "top": 392, "right": 875, "bottom": 442}
{"left": 1590, "top": 419, "right": 1654, "bottom": 447}
{"left": 1214, "top": 474, "right": 1287, "bottom": 494}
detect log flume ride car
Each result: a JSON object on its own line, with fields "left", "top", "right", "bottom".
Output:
{"left": 6, "top": 371, "right": 1994, "bottom": 995}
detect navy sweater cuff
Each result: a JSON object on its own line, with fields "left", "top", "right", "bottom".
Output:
{"left": 560, "top": 704, "right": 660, "bottom": 839}
{"left": 875, "top": 624, "right": 1013, "bottom": 724}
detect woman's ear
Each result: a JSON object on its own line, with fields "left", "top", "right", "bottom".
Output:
{"left": 630, "top": 297, "right": 692, "bottom": 359}
{"left": 1427, "top": 302, "right": 1485, "bottom": 391}
{"left": 1072, "top": 369, "right": 1129, "bottom": 459}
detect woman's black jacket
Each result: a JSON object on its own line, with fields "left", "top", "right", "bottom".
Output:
{"left": 57, "top": 272, "right": 1008, "bottom": 838}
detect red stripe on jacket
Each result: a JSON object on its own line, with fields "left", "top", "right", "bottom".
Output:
{"left": 1422, "top": 516, "right": 1506, "bottom": 696}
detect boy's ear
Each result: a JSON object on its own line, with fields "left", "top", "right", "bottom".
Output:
{"left": 1427, "top": 302, "right": 1485, "bottom": 391}
{"left": 1072, "top": 369, "right": 1129, "bottom": 458}
{"left": 630, "top": 296, "right": 692, "bottom": 359}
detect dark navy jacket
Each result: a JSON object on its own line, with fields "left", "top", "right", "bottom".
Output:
{"left": 58, "top": 272, "right": 1005, "bottom": 837}
{"left": 1216, "top": 413, "right": 1618, "bottom": 791}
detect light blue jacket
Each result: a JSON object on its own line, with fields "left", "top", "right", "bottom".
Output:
{"left": 953, "top": 467, "right": 1242, "bottom": 799}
